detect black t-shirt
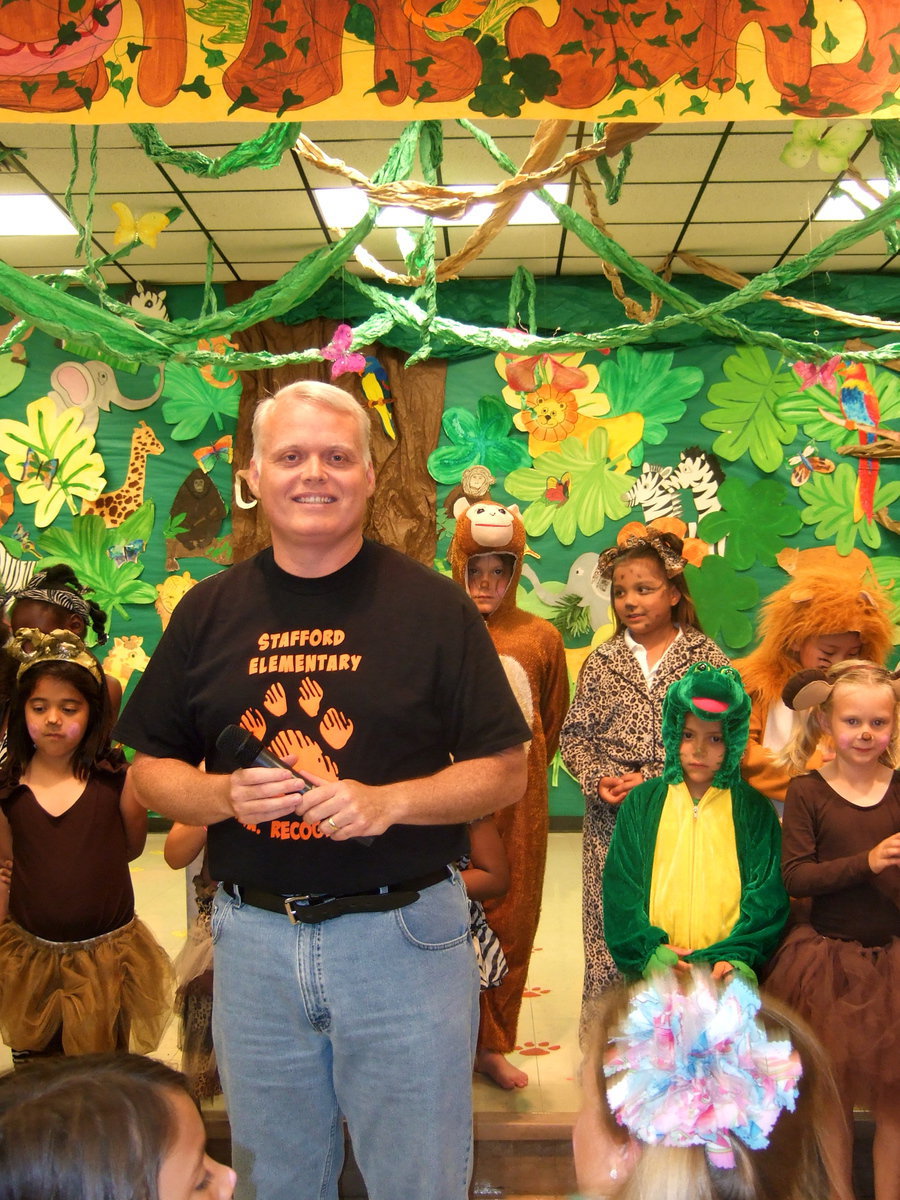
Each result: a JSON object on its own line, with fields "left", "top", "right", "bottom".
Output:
{"left": 114, "top": 541, "right": 530, "bottom": 894}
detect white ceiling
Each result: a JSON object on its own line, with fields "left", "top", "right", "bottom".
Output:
{"left": 0, "top": 117, "right": 896, "bottom": 288}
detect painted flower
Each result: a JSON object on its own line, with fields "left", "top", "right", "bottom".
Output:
{"left": 496, "top": 350, "right": 609, "bottom": 458}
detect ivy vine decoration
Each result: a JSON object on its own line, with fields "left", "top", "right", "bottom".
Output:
{"left": 0, "top": 396, "right": 106, "bottom": 527}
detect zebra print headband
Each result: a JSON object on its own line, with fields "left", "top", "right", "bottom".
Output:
{"left": 9, "top": 573, "right": 91, "bottom": 624}
{"left": 595, "top": 525, "right": 687, "bottom": 584}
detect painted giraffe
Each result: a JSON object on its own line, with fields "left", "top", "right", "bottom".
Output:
{"left": 81, "top": 420, "right": 163, "bottom": 527}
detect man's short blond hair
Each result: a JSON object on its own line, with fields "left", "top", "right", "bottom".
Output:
{"left": 251, "top": 381, "right": 373, "bottom": 469}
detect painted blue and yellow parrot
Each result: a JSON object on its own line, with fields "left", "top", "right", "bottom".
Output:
{"left": 360, "top": 356, "right": 395, "bottom": 439}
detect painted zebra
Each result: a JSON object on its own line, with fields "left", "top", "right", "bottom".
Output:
{"left": 0, "top": 544, "right": 36, "bottom": 600}
{"left": 624, "top": 463, "right": 682, "bottom": 522}
{"left": 669, "top": 446, "right": 727, "bottom": 552}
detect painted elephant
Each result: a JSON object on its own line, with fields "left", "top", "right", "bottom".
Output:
{"left": 49, "top": 360, "right": 165, "bottom": 433}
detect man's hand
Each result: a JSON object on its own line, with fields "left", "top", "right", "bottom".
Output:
{"left": 229, "top": 762, "right": 310, "bottom": 826}
{"left": 295, "top": 772, "right": 393, "bottom": 841}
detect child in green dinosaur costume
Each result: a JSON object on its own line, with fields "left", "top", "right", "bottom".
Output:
{"left": 603, "top": 663, "right": 789, "bottom": 983}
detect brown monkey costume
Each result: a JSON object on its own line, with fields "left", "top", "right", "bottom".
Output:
{"left": 449, "top": 500, "right": 569, "bottom": 1070}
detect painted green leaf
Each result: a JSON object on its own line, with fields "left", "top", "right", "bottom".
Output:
{"left": 870, "top": 557, "right": 900, "bottom": 633}
{"left": 160, "top": 361, "right": 241, "bottom": 440}
{"left": 697, "top": 477, "right": 801, "bottom": 568}
{"left": 427, "top": 394, "right": 530, "bottom": 485}
{"left": 799, "top": 463, "right": 900, "bottom": 552}
{"left": 35, "top": 505, "right": 158, "bottom": 626}
{"left": 600, "top": 346, "right": 703, "bottom": 462}
{"left": 700, "top": 346, "right": 798, "bottom": 471}
{"left": 684, "top": 556, "right": 759, "bottom": 651}
{"left": 505, "top": 427, "right": 633, "bottom": 546}
{"left": 775, "top": 363, "right": 900, "bottom": 451}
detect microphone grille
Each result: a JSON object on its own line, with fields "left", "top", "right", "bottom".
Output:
{"left": 215, "top": 723, "right": 263, "bottom": 768}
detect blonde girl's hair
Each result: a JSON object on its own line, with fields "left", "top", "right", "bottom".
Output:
{"left": 777, "top": 659, "right": 900, "bottom": 773}
{"left": 607, "top": 533, "right": 703, "bottom": 637}
{"left": 581, "top": 980, "right": 846, "bottom": 1200}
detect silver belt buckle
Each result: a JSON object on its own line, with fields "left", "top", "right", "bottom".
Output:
{"left": 283, "top": 894, "right": 311, "bottom": 924}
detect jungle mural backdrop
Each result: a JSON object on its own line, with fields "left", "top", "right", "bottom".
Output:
{"left": 1, "top": 281, "right": 897, "bottom": 815}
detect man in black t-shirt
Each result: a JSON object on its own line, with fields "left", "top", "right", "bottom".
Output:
{"left": 115, "top": 381, "right": 529, "bottom": 1200}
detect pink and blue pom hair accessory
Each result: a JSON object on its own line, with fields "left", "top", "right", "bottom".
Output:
{"left": 604, "top": 974, "right": 802, "bottom": 1171}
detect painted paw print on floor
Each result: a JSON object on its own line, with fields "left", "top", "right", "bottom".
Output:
{"left": 515, "top": 1041, "right": 561, "bottom": 1057}
{"left": 320, "top": 707, "right": 353, "bottom": 749}
{"left": 298, "top": 677, "right": 323, "bottom": 717}
{"left": 523, "top": 986, "right": 551, "bottom": 998}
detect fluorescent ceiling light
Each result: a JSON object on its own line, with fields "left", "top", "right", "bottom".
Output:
{"left": 315, "top": 184, "right": 569, "bottom": 229}
{"left": 815, "top": 177, "right": 889, "bottom": 221}
{"left": 0, "top": 194, "right": 76, "bottom": 236}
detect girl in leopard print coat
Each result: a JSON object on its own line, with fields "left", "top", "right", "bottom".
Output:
{"left": 560, "top": 527, "right": 728, "bottom": 1035}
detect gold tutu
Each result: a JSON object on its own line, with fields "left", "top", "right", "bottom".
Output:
{"left": 0, "top": 916, "right": 174, "bottom": 1055}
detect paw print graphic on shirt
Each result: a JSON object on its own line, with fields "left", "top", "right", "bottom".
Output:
{"left": 320, "top": 707, "right": 353, "bottom": 750}
{"left": 239, "top": 708, "right": 266, "bottom": 740}
{"left": 264, "top": 682, "right": 287, "bottom": 717}
{"left": 269, "top": 728, "right": 339, "bottom": 781}
{"left": 298, "top": 677, "right": 324, "bottom": 717}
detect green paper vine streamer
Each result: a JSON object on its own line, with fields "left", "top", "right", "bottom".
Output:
{"left": 128, "top": 123, "right": 303, "bottom": 177}
{"left": 872, "top": 119, "right": 900, "bottom": 253}
{"left": 1, "top": 120, "right": 900, "bottom": 372}
{"left": 592, "top": 122, "right": 633, "bottom": 204}
{"left": 507, "top": 266, "right": 536, "bottom": 334}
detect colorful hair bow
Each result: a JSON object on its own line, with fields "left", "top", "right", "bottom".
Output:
{"left": 594, "top": 521, "right": 687, "bottom": 585}
{"left": 604, "top": 975, "right": 802, "bottom": 1171}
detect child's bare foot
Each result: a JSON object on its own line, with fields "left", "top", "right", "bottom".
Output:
{"left": 474, "top": 1048, "right": 529, "bottom": 1090}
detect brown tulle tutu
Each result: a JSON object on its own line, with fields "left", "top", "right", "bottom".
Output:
{"left": 0, "top": 916, "right": 174, "bottom": 1055}
{"left": 764, "top": 923, "right": 900, "bottom": 1104}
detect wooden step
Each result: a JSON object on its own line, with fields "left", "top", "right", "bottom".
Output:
{"left": 204, "top": 1108, "right": 875, "bottom": 1198}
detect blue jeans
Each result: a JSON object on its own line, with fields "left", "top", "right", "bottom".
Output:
{"left": 211, "top": 871, "right": 479, "bottom": 1200}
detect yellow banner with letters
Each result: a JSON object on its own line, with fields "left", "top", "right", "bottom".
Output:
{"left": 0, "top": 0, "right": 897, "bottom": 125}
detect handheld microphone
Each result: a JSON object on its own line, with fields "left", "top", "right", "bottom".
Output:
{"left": 216, "top": 724, "right": 311, "bottom": 787}
{"left": 215, "top": 724, "right": 374, "bottom": 846}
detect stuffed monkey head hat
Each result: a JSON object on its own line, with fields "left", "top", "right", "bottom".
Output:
{"left": 448, "top": 496, "right": 525, "bottom": 624}
{"left": 661, "top": 663, "right": 752, "bottom": 789}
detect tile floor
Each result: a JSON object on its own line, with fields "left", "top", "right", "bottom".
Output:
{"left": 0, "top": 832, "right": 586, "bottom": 1119}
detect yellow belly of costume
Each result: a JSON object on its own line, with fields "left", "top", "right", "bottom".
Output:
{"left": 649, "top": 783, "right": 740, "bottom": 951}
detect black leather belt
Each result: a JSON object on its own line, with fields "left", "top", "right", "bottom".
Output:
{"left": 223, "top": 867, "right": 450, "bottom": 924}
